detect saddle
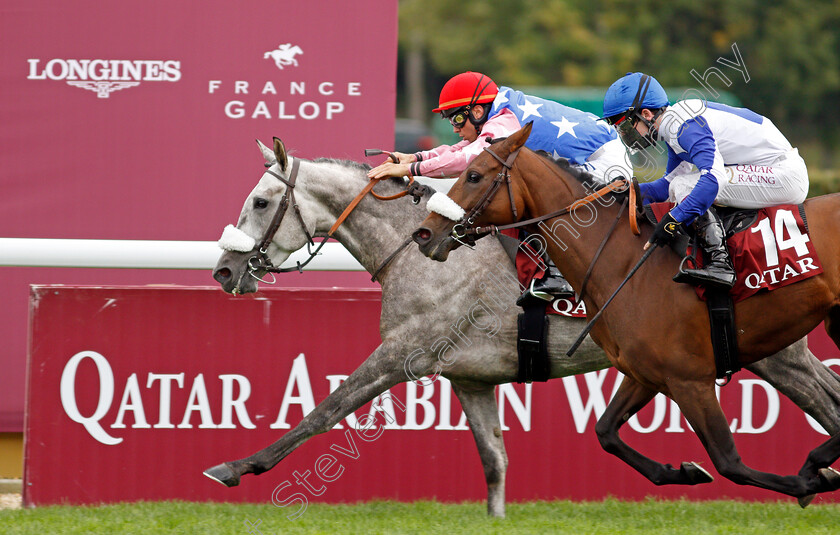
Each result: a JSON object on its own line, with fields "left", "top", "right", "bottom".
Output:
{"left": 644, "top": 203, "right": 759, "bottom": 254}
{"left": 643, "top": 201, "right": 817, "bottom": 383}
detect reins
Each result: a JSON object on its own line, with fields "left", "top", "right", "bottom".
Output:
{"left": 578, "top": 197, "right": 628, "bottom": 301}
{"left": 469, "top": 174, "right": 632, "bottom": 236}
{"left": 328, "top": 174, "right": 423, "bottom": 236}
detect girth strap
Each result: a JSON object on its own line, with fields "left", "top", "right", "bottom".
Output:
{"left": 517, "top": 303, "right": 551, "bottom": 383}
{"left": 706, "top": 287, "right": 741, "bottom": 384}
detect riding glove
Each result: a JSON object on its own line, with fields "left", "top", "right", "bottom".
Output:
{"left": 648, "top": 212, "right": 683, "bottom": 247}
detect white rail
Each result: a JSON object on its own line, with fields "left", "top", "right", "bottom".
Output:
{"left": 0, "top": 238, "right": 364, "bottom": 271}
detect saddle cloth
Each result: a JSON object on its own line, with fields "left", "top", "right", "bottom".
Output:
{"left": 512, "top": 232, "right": 587, "bottom": 317}
{"left": 649, "top": 202, "right": 823, "bottom": 303}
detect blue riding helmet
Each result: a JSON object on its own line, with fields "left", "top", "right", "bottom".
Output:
{"left": 603, "top": 72, "right": 669, "bottom": 151}
{"left": 602, "top": 72, "right": 669, "bottom": 120}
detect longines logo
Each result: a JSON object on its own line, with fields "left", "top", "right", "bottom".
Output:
{"left": 27, "top": 58, "right": 182, "bottom": 98}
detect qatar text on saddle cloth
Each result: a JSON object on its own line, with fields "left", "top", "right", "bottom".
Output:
{"left": 649, "top": 203, "right": 823, "bottom": 302}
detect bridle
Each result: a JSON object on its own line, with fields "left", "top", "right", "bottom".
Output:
{"left": 450, "top": 145, "right": 521, "bottom": 248}
{"left": 243, "top": 157, "right": 329, "bottom": 287}
{"left": 239, "top": 155, "right": 432, "bottom": 289}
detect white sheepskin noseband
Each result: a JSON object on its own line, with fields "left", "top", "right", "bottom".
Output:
{"left": 426, "top": 192, "right": 466, "bottom": 222}
{"left": 218, "top": 224, "right": 256, "bottom": 252}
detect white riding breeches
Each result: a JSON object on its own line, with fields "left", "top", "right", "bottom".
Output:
{"left": 668, "top": 148, "right": 809, "bottom": 209}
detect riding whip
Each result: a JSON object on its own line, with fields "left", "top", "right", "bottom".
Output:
{"left": 364, "top": 149, "right": 398, "bottom": 163}
{"left": 566, "top": 245, "right": 657, "bottom": 357}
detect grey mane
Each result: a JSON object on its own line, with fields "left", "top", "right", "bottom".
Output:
{"left": 308, "top": 157, "right": 433, "bottom": 199}
{"left": 312, "top": 157, "right": 372, "bottom": 172}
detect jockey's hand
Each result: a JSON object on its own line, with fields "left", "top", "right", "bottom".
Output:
{"left": 368, "top": 162, "right": 410, "bottom": 180}
{"left": 391, "top": 152, "right": 416, "bottom": 164}
{"left": 644, "top": 211, "right": 683, "bottom": 250}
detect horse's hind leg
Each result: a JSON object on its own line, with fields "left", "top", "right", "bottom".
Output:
{"left": 594, "top": 376, "right": 713, "bottom": 485}
{"left": 452, "top": 382, "right": 508, "bottom": 518}
{"left": 670, "top": 379, "right": 840, "bottom": 500}
{"left": 747, "top": 337, "right": 840, "bottom": 436}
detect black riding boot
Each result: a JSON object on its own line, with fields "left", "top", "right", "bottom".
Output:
{"left": 517, "top": 258, "right": 575, "bottom": 306}
{"left": 674, "top": 207, "right": 736, "bottom": 289}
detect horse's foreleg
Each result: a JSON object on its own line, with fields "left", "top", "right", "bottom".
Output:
{"left": 204, "top": 342, "right": 409, "bottom": 487}
{"left": 669, "top": 379, "right": 840, "bottom": 501}
{"left": 451, "top": 382, "right": 507, "bottom": 518}
{"left": 595, "top": 376, "right": 714, "bottom": 486}
{"left": 747, "top": 337, "right": 840, "bottom": 435}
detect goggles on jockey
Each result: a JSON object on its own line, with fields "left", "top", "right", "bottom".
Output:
{"left": 604, "top": 73, "right": 665, "bottom": 153}
{"left": 612, "top": 113, "right": 653, "bottom": 154}
{"left": 444, "top": 107, "right": 471, "bottom": 128}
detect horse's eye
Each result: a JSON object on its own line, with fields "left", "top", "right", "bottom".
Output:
{"left": 467, "top": 171, "right": 482, "bottom": 184}
{"left": 254, "top": 198, "right": 269, "bottom": 209}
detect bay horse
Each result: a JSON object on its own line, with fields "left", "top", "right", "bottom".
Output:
{"left": 207, "top": 137, "right": 840, "bottom": 514}
{"left": 413, "top": 122, "right": 840, "bottom": 504}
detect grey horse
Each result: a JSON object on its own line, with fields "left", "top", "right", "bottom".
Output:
{"left": 206, "top": 137, "right": 840, "bottom": 517}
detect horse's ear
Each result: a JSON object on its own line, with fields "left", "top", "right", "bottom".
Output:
{"left": 507, "top": 122, "right": 533, "bottom": 153}
{"left": 272, "top": 137, "right": 288, "bottom": 172}
{"left": 256, "top": 139, "right": 276, "bottom": 166}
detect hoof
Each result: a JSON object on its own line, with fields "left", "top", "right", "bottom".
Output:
{"left": 798, "top": 494, "right": 816, "bottom": 508}
{"left": 819, "top": 467, "right": 840, "bottom": 490}
{"left": 681, "top": 462, "right": 714, "bottom": 485}
{"left": 203, "top": 463, "right": 240, "bottom": 487}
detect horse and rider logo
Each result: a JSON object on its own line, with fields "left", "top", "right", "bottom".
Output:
{"left": 264, "top": 43, "right": 303, "bottom": 70}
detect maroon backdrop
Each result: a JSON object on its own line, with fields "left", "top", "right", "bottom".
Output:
{"left": 25, "top": 286, "right": 840, "bottom": 508}
{"left": 0, "top": 1, "right": 395, "bottom": 431}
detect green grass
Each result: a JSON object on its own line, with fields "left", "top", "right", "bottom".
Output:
{"left": 1, "top": 499, "right": 839, "bottom": 534}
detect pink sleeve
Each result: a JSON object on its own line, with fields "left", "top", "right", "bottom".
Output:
{"left": 416, "top": 141, "right": 468, "bottom": 162}
{"left": 413, "top": 138, "right": 492, "bottom": 178}
{"left": 412, "top": 111, "right": 521, "bottom": 178}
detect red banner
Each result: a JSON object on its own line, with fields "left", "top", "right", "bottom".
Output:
{"left": 0, "top": 1, "right": 396, "bottom": 431}
{"left": 25, "top": 286, "right": 840, "bottom": 508}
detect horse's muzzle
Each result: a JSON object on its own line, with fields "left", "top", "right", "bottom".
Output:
{"left": 412, "top": 227, "right": 457, "bottom": 262}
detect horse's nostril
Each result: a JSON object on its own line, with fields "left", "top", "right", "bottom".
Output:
{"left": 413, "top": 228, "right": 432, "bottom": 244}
{"left": 214, "top": 267, "right": 232, "bottom": 283}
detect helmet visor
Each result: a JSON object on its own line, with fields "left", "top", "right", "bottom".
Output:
{"left": 614, "top": 114, "right": 653, "bottom": 153}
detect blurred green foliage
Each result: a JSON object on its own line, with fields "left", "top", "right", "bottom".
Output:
{"left": 398, "top": 0, "right": 840, "bottom": 173}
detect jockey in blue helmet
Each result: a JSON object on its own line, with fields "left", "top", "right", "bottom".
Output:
{"left": 603, "top": 72, "right": 808, "bottom": 290}
{"left": 602, "top": 72, "right": 669, "bottom": 152}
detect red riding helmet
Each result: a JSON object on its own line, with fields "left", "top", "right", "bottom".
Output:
{"left": 432, "top": 72, "right": 499, "bottom": 113}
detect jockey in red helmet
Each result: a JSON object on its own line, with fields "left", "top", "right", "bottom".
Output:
{"left": 432, "top": 71, "right": 499, "bottom": 128}
{"left": 369, "top": 71, "right": 628, "bottom": 183}
{"left": 369, "top": 71, "right": 631, "bottom": 304}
